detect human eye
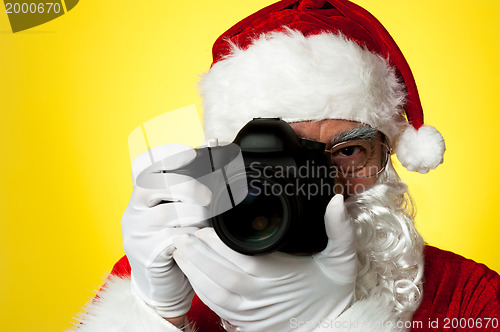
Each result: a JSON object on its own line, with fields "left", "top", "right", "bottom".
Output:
{"left": 328, "top": 134, "right": 387, "bottom": 178}
{"left": 330, "top": 142, "right": 369, "bottom": 172}
{"left": 338, "top": 145, "right": 364, "bottom": 157}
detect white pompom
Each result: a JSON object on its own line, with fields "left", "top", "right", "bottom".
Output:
{"left": 396, "top": 125, "right": 445, "bottom": 173}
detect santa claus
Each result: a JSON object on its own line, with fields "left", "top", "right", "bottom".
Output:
{"left": 71, "top": 0, "right": 500, "bottom": 331}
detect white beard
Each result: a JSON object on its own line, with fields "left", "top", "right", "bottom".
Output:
{"left": 345, "top": 161, "right": 424, "bottom": 320}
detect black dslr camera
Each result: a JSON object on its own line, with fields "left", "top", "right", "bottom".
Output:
{"left": 141, "top": 118, "right": 337, "bottom": 255}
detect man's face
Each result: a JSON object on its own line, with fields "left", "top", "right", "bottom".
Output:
{"left": 289, "top": 119, "right": 385, "bottom": 197}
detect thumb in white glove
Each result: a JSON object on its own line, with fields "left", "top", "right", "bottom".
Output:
{"left": 173, "top": 194, "right": 357, "bottom": 332}
{"left": 122, "top": 144, "right": 211, "bottom": 319}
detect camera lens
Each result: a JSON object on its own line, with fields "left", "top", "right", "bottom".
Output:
{"left": 212, "top": 173, "right": 294, "bottom": 255}
{"left": 228, "top": 186, "right": 283, "bottom": 243}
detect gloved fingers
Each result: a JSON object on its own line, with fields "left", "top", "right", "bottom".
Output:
{"left": 132, "top": 144, "right": 197, "bottom": 184}
{"left": 173, "top": 232, "right": 257, "bottom": 294}
{"left": 159, "top": 203, "right": 210, "bottom": 228}
{"left": 192, "top": 282, "right": 261, "bottom": 327}
{"left": 314, "top": 194, "right": 357, "bottom": 282}
{"left": 148, "top": 226, "right": 202, "bottom": 262}
{"left": 172, "top": 240, "right": 248, "bottom": 310}
{"left": 191, "top": 227, "right": 299, "bottom": 277}
{"left": 194, "top": 228, "right": 263, "bottom": 269}
{"left": 156, "top": 174, "right": 212, "bottom": 206}
{"left": 129, "top": 249, "right": 196, "bottom": 318}
{"left": 322, "top": 194, "right": 356, "bottom": 253}
{"left": 189, "top": 286, "right": 237, "bottom": 322}
{"left": 129, "top": 178, "right": 212, "bottom": 207}
{"left": 123, "top": 202, "right": 209, "bottom": 231}
{"left": 125, "top": 226, "right": 201, "bottom": 270}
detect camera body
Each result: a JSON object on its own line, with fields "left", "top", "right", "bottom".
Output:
{"left": 212, "top": 118, "right": 336, "bottom": 255}
{"left": 141, "top": 118, "right": 337, "bottom": 255}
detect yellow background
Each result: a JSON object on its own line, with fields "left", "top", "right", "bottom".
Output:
{"left": 0, "top": 1, "right": 499, "bottom": 330}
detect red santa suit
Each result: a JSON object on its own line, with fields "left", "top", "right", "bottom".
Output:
{"left": 73, "top": 246, "right": 499, "bottom": 331}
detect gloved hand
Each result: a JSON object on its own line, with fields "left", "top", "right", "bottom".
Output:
{"left": 121, "top": 144, "right": 211, "bottom": 319}
{"left": 173, "top": 194, "right": 357, "bottom": 332}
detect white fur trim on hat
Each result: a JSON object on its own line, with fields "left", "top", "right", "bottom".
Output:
{"left": 200, "top": 29, "right": 407, "bottom": 144}
{"left": 396, "top": 125, "right": 445, "bottom": 173}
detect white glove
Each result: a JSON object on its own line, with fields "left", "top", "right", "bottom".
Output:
{"left": 173, "top": 194, "right": 357, "bottom": 332}
{"left": 121, "top": 144, "right": 211, "bottom": 318}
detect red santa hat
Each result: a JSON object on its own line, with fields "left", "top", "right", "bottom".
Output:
{"left": 200, "top": 0, "right": 445, "bottom": 173}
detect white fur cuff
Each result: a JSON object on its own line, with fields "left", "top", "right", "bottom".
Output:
{"left": 68, "top": 276, "right": 186, "bottom": 332}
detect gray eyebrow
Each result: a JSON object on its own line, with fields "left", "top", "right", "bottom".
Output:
{"left": 330, "top": 127, "right": 379, "bottom": 146}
